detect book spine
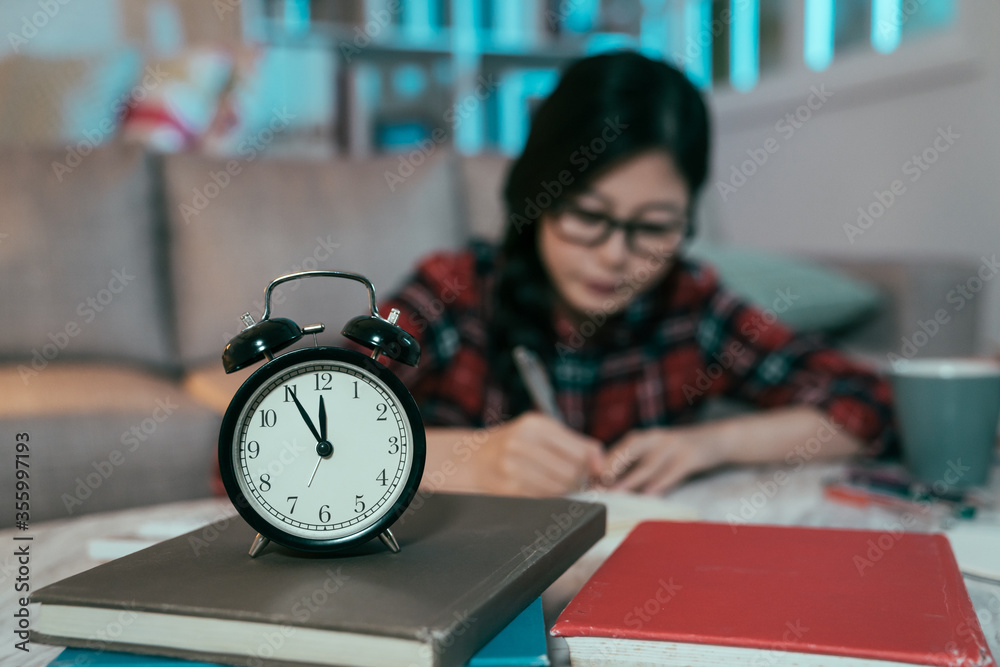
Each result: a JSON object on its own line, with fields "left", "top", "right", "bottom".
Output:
{"left": 432, "top": 502, "right": 607, "bottom": 667}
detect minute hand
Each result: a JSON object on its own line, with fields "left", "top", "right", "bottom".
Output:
{"left": 289, "top": 391, "right": 322, "bottom": 442}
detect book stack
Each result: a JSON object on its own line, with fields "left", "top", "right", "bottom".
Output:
{"left": 47, "top": 597, "right": 550, "bottom": 667}
{"left": 32, "top": 493, "right": 606, "bottom": 667}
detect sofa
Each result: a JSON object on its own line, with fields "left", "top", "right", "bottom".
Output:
{"left": 0, "top": 143, "right": 983, "bottom": 526}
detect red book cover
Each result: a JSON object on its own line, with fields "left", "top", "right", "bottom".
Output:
{"left": 551, "top": 521, "right": 995, "bottom": 666}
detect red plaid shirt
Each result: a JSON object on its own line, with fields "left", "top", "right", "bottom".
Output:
{"left": 383, "top": 243, "right": 896, "bottom": 454}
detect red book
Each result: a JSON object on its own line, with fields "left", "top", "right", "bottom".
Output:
{"left": 551, "top": 521, "right": 995, "bottom": 666}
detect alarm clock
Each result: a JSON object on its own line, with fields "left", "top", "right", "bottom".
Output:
{"left": 218, "top": 270, "right": 425, "bottom": 558}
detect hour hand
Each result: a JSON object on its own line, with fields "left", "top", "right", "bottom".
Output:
{"left": 289, "top": 391, "right": 322, "bottom": 443}
{"left": 319, "top": 395, "right": 328, "bottom": 442}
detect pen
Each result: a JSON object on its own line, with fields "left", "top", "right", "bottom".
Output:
{"left": 823, "top": 482, "right": 975, "bottom": 521}
{"left": 513, "top": 346, "right": 606, "bottom": 491}
{"left": 823, "top": 482, "right": 931, "bottom": 514}
{"left": 845, "top": 466, "right": 979, "bottom": 518}
{"left": 512, "top": 345, "right": 564, "bottom": 421}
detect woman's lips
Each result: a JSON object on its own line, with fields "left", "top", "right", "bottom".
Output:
{"left": 583, "top": 280, "right": 617, "bottom": 296}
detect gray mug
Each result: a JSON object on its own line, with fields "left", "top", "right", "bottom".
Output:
{"left": 888, "top": 358, "right": 1000, "bottom": 490}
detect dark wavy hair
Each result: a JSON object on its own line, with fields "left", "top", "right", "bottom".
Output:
{"left": 490, "top": 50, "right": 712, "bottom": 416}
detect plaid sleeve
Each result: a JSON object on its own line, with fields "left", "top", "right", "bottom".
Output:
{"left": 379, "top": 248, "right": 486, "bottom": 427}
{"left": 690, "top": 264, "right": 897, "bottom": 457}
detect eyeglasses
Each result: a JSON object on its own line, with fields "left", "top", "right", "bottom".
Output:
{"left": 548, "top": 203, "right": 687, "bottom": 257}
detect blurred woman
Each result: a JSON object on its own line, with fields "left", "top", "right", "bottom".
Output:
{"left": 385, "top": 51, "right": 894, "bottom": 496}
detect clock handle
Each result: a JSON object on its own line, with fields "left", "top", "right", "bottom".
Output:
{"left": 260, "top": 270, "right": 381, "bottom": 321}
{"left": 230, "top": 269, "right": 419, "bottom": 367}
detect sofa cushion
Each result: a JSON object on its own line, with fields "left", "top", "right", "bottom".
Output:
{"left": 164, "top": 150, "right": 465, "bottom": 366}
{"left": 685, "top": 240, "right": 884, "bottom": 334}
{"left": 0, "top": 144, "right": 175, "bottom": 370}
{"left": 183, "top": 360, "right": 251, "bottom": 415}
{"left": 0, "top": 364, "right": 219, "bottom": 525}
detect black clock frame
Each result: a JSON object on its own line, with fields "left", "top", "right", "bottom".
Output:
{"left": 218, "top": 346, "right": 426, "bottom": 554}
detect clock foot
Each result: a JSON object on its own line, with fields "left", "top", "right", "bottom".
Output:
{"left": 249, "top": 533, "right": 270, "bottom": 558}
{"left": 378, "top": 528, "right": 400, "bottom": 553}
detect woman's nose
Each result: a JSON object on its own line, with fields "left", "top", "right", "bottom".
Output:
{"left": 595, "top": 226, "right": 630, "bottom": 267}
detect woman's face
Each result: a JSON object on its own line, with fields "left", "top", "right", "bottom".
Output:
{"left": 538, "top": 150, "right": 690, "bottom": 320}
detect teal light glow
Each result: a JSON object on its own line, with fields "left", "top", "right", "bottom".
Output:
{"left": 562, "top": 0, "right": 600, "bottom": 32}
{"left": 584, "top": 33, "right": 639, "bottom": 54}
{"left": 391, "top": 64, "right": 426, "bottom": 99}
{"left": 640, "top": 0, "right": 669, "bottom": 60}
{"left": 871, "top": 0, "right": 902, "bottom": 53}
{"left": 498, "top": 69, "right": 558, "bottom": 156}
{"left": 683, "top": 0, "right": 712, "bottom": 89}
{"left": 730, "top": 0, "right": 759, "bottom": 92}
{"left": 493, "top": 0, "right": 527, "bottom": 46}
{"left": 899, "top": 0, "right": 956, "bottom": 35}
{"left": 452, "top": 0, "right": 483, "bottom": 154}
{"left": 804, "top": 0, "right": 834, "bottom": 71}
{"left": 403, "top": 0, "right": 438, "bottom": 41}
{"left": 283, "top": 0, "right": 310, "bottom": 37}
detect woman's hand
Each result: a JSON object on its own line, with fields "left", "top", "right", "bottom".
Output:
{"left": 597, "top": 407, "right": 866, "bottom": 495}
{"left": 477, "top": 412, "right": 604, "bottom": 497}
{"left": 598, "top": 425, "right": 728, "bottom": 495}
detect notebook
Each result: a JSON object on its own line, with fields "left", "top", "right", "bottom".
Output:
{"left": 47, "top": 596, "right": 550, "bottom": 667}
{"left": 33, "top": 493, "right": 603, "bottom": 667}
{"left": 551, "top": 521, "right": 995, "bottom": 666}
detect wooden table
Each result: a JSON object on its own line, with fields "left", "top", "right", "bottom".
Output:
{"left": 2, "top": 461, "right": 998, "bottom": 666}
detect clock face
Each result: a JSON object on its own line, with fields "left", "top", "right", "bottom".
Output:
{"left": 220, "top": 347, "right": 424, "bottom": 551}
